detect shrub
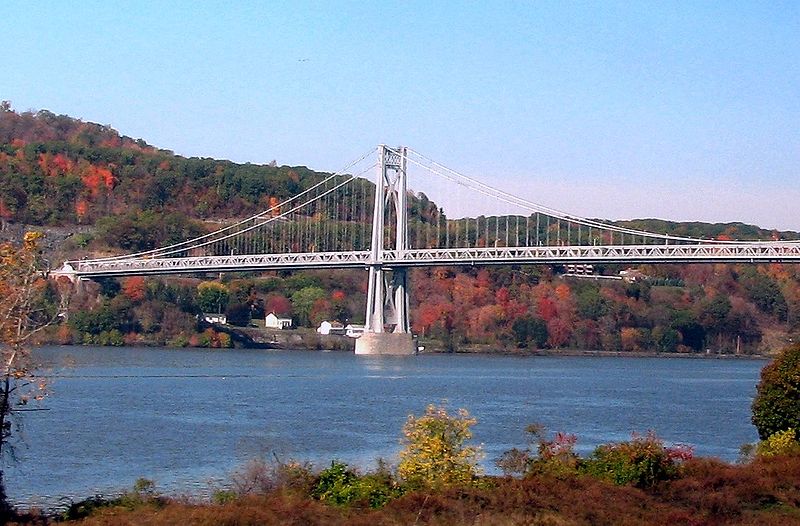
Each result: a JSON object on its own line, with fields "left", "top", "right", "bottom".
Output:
{"left": 212, "top": 489, "right": 237, "bottom": 505}
{"left": 60, "top": 495, "right": 113, "bottom": 521}
{"left": 60, "top": 478, "right": 163, "bottom": 520}
{"left": 532, "top": 431, "right": 580, "bottom": 477}
{"left": 276, "top": 460, "right": 317, "bottom": 493}
{"left": 311, "top": 461, "right": 359, "bottom": 505}
{"left": 311, "top": 461, "right": 402, "bottom": 508}
{"left": 496, "top": 447, "right": 532, "bottom": 477}
{"left": 496, "top": 424, "right": 579, "bottom": 477}
{"left": 168, "top": 334, "right": 189, "bottom": 348}
{"left": 756, "top": 428, "right": 800, "bottom": 458}
{"left": 231, "top": 458, "right": 279, "bottom": 495}
{"left": 230, "top": 457, "right": 315, "bottom": 496}
{"left": 398, "top": 404, "right": 482, "bottom": 489}
{"left": 217, "top": 331, "right": 232, "bottom": 348}
{"left": 752, "top": 343, "right": 800, "bottom": 440}
{"left": 580, "top": 432, "right": 693, "bottom": 488}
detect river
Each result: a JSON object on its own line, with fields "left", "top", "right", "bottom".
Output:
{"left": 6, "top": 346, "right": 764, "bottom": 508}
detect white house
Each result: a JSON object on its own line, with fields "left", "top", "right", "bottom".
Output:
{"left": 203, "top": 313, "right": 227, "bottom": 325}
{"left": 345, "top": 324, "right": 365, "bottom": 338}
{"left": 317, "top": 320, "right": 346, "bottom": 335}
{"left": 265, "top": 312, "right": 293, "bottom": 329}
{"left": 619, "top": 268, "right": 648, "bottom": 283}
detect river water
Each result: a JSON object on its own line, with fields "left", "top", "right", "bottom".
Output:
{"left": 6, "top": 346, "right": 764, "bottom": 508}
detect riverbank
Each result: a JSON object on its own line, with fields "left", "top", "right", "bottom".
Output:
{"left": 227, "top": 324, "right": 773, "bottom": 359}
{"left": 35, "top": 323, "right": 772, "bottom": 359}
{"left": 244, "top": 328, "right": 769, "bottom": 359}
{"left": 9, "top": 454, "right": 800, "bottom": 525}
{"left": 445, "top": 345, "right": 770, "bottom": 360}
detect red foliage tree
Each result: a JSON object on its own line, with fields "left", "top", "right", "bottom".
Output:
{"left": 264, "top": 293, "right": 292, "bottom": 316}
{"left": 121, "top": 276, "right": 147, "bottom": 303}
{"left": 546, "top": 318, "right": 572, "bottom": 348}
{"left": 331, "top": 290, "right": 346, "bottom": 302}
{"left": 75, "top": 200, "right": 88, "bottom": 221}
{"left": 537, "top": 296, "right": 558, "bottom": 322}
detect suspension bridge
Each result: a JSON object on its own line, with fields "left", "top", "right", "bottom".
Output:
{"left": 57, "top": 145, "right": 800, "bottom": 354}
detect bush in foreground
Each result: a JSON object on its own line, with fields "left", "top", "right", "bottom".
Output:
{"left": 580, "top": 432, "right": 693, "bottom": 488}
{"left": 752, "top": 343, "right": 800, "bottom": 440}
{"left": 496, "top": 426, "right": 692, "bottom": 488}
{"left": 495, "top": 423, "right": 579, "bottom": 477}
{"left": 756, "top": 428, "right": 800, "bottom": 458}
{"left": 397, "top": 404, "right": 482, "bottom": 489}
{"left": 59, "top": 478, "right": 164, "bottom": 521}
{"left": 311, "top": 460, "right": 403, "bottom": 509}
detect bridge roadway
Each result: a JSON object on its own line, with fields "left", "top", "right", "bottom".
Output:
{"left": 64, "top": 242, "right": 800, "bottom": 278}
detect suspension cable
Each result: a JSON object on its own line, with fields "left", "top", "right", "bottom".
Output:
{"left": 401, "top": 147, "right": 790, "bottom": 245}
{"left": 84, "top": 147, "right": 378, "bottom": 262}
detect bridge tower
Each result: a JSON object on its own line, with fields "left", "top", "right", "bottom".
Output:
{"left": 354, "top": 145, "right": 416, "bottom": 355}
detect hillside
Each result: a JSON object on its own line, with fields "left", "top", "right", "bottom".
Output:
{"left": 1, "top": 104, "right": 799, "bottom": 355}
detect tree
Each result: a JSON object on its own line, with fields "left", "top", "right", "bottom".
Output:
{"left": 652, "top": 326, "right": 680, "bottom": 353}
{"left": 740, "top": 268, "right": 788, "bottom": 321}
{"left": 576, "top": 285, "right": 607, "bottom": 319}
{"left": 121, "top": 276, "right": 147, "bottom": 303}
{"left": 752, "top": 343, "right": 800, "bottom": 440}
{"left": 225, "top": 302, "right": 252, "bottom": 327}
{"left": 196, "top": 281, "right": 229, "bottom": 314}
{"left": 512, "top": 316, "right": 548, "bottom": 349}
{"left": 397, "top": 404, "right": 482, "bottom": 489}
{"left": 264, "top": 293, "right": 291, "bottom": 316}
{"left": 291, "top": 286, "right": 326, "bottom": 327}
{"left": 0, "top": 232, "right": 69, "bottom": 517}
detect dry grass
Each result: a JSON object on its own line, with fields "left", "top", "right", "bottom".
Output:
{"left": 8, "top": 456, "right": 800, "bottom": 525}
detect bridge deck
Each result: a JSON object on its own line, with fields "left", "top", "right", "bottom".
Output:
{"left": 65, "top": 243, "right": 800, "bottom": 278}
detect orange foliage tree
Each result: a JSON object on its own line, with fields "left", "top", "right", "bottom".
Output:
{"left": 0, "top": 233, "right": 70, "bottom": 514}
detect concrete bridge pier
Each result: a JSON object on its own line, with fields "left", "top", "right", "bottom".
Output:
{"left": 354, "top": 332, "right": 416, "bottom": 355}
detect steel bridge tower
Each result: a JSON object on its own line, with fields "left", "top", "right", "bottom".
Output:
{"left": 354, "top": 145, "right": 416, "bottom": 355}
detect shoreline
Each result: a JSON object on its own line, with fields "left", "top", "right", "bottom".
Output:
{"left": 35, "top": 321, "right": 774, "bottom": 360}
{"left": 444, "top": 347, "right": 770, "bottom": 360}
{"left": 36, "top": 338, "right": 771, "bottom": 360}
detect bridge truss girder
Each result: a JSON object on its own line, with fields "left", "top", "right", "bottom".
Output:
{"left": 67, "top": 243, "right": 800, "bottom": 279}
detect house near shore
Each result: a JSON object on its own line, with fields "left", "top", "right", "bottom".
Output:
{"left": 265, "top": 312, "right": 293, "bottom": 329}
{"left": 619, "top": 268, "right": 648, "bottom": 283}
{"left": 317, "top": 320, "right": 346, "bottom": 335}
{"left": 345, "top": 324, "right": 365, "bottom": 338}
{"left": 203, "top": 313, "right": 227, "bottom": 325}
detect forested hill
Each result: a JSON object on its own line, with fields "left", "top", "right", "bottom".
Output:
{"left": 0, "top": 104, "right": 345, "bottom": 253}
{"left": 1, "top": 104, "right": 795, "bottom": 245}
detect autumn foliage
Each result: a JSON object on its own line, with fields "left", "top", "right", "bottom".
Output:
{"left": 398, "top": 404, "right": 482, "bottom": 489}
{"left": 3, "top": 104, "right": 800, "bottom": 356}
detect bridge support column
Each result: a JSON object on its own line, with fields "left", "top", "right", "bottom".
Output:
{"left": 357, "top": 145, "right": 416, "bottom": 355}
{"left": 355, "top": 332, "right": 415, "bottom": 355}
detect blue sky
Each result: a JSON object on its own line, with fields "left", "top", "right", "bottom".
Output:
{"left": 2, "top": 1, "right": 798, "bottom": 229}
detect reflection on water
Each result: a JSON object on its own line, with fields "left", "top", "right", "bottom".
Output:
{"left": 7, "top": 346, "right": 764, "bottom": 507}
